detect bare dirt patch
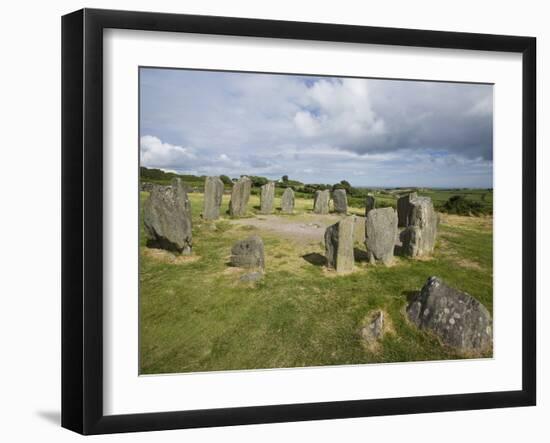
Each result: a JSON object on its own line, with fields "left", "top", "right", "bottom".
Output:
{"left": 142, "top": 248, "right": 201, "bottom": 265}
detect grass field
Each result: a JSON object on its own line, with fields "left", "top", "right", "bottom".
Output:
{"left": 139, "top": 191, "right": 493, "bottom": 374}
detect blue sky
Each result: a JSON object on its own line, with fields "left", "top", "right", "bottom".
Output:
{"left": 140, "top": 68, "right": 493, "bottom": 188}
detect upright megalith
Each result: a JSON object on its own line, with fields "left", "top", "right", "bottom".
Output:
{"left": 365, "top": 207, "right": 398, "bottom": 264}
{"left": 281, "top": 187, "right": 295, "bottom": 214}
{"left": 260, "top": 181, "right": 275, "bottom": 214}
{"left": 143, "top": 178, "right": 192, "bottom": 254}
{"left": 325, "top": 215, "right": 355, "bottom": 273}
{"left": 407, "top": 276, "right": 492, "bottom": 352}
{"left": 401, "top": 196, "right": 437, "bottom": 257}
{"left": 365, "top": 195, "right": 375, "bottom": 215}
{"left": 397, "top": 192, "right": 417, "bottom": 227}
{"left": 313, "top": 190, "right": 330, "bottom": 214}
{"left": 229, "top": 176, "right": 252, "bottom": 217}
{"left": 230, "top": 235, "right": 265, "bottom": 269}
{"left": 202, "top": 176, "right": 224, "bottom": 220}
{"left": 332, "top": 189, "right": 348, "bottom": 214}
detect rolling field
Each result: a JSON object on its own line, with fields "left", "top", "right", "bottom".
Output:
{"left": 139, "top": 190, "right": 493, "bottom": 374}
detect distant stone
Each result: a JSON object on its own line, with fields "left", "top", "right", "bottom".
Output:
{"left": 202, "top": 176, "right": 224, "bottom": 220}
{"left": 260, "top": 181, "right": 275, "bottom": 214}
{"left": 313, "top": 190, "right": 330, "bottom": 214}
{"left": 332, "top": 189, "right": 348, "bottom": 214}
{"left": 325, "top": 215, "right": 355, "bottom": 273}
{"left": 365, "top": 207, "right": 398, "bottom": 264}
{"left": 240, "top": 271, "right": 264, "bottom": 282}
{"left": 397, "top": 192, "right": 417, "bottom": 227}
{"left": 401, "top": 196, "right": 438, "bottom": 257}
{"left": 141, "top": 182, "right": 157, "bottom": 193}
{"left": 281, "top": 187, "right": 295, "bottom": 214}
{"left": 365, "top": 195, "right": 376, "bottom": 215}
{"left": 229, "top": 176, "right": 252, "bottom": 217}
{"left": 143, "top": 178, "right": 192, "bottom": 254}
{"left": 360, "top": 310, "right": 385, "bottom": 343}
{"left": 407, "top": 276, "right": 492, "bottom": 352}
{"left": 230, "top": 235, "right": 265, "bottom": 269}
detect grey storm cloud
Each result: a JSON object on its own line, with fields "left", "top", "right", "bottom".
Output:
{"left": 139, "top": 68, "right": 493, "bottom": 187}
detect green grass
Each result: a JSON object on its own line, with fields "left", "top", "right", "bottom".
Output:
{"left": 139, "top": 191, "right": 493, "bottom": 374}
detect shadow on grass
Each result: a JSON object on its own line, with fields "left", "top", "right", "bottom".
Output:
{"left": 401, "top": 290, "right": 420, "bottom": 303}
{"left": 302, "top": 253, "right": 327, "bottom": 266}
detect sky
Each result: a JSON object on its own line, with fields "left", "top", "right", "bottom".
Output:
{"left": 139, "top": 68, "right": 493, "bottom": 188}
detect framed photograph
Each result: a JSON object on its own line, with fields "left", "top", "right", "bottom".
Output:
{"left": 62, "top": 8, "right": 536, "bottom": 435}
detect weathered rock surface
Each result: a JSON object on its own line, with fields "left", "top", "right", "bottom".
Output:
{"left": 229, "top": 176, "right": 252, "bottom": 217}
{"left": 332, "top": 189, "right": 348, "bottom": 214}
{"left": 360, "top": 310, "right": 385, "bottom": 343}
{"left": 325, "top": 215, "right": 355, "bottom": 273}
{"left": 365, "top": 195, "right": 376, "bottom": 215}
{"left": 260, "top": 181, "right": 275, "bottom": 214}
{"left": 401, "top": 196, "right": 437, "bottom": 257}
{"left": 365, "top": 207, "right": 398, "bottom": 264}
{"left": 143, "top": 178, "right": 192, "bottom": 254}
{"left": 407, "top": 276, "right": 493, "bottom": 352}
{"left": 313, "top": 190, "right": 330, "bottom": 214}
{"left": 230, "top": 235, "right": 265, "bottom": 269}
{"left": 202, "top": 176, "right": 224, "bottom": 220}
{"left": 281, "top": 187, "right": 295, "bottom": 214}
{"left": 397, "top": 192, "right": 417, "bottom": 227}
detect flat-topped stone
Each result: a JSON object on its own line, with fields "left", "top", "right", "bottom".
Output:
{"left": 230, "top": 235, "right": 265, "bottom": 269}
{"left": 332, "top": 189, "right": 348, "bottom": 214}
{"left": 260, "top": 181, "right": 275, "bottom": 214}
{"left": 313, "top": 189, "right": 330, "bottom": 214}
{"left": 229, "top": 176, "right": 252, "bottom": 217}
{"left": 281, "top": 187, "right": 295, "bottom": 214}
{"left": 202, "top": 176, "right": 224, "bottom": 220}
{"left": 401, "top": 196, "right": 437, "bottom": 257}
{"left": 365, "top": 207, "right": 397, "bottom": 264}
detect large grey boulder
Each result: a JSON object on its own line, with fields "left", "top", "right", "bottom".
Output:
{"left": 365, "top": 207, "right": 398, "bottom": 264}
{"left": 407, "top": 276, "right": 492, "bottom": 352}
{"left": 143, "top": 178, "right": 192, "bottom": 254}
{"left": 365, "top": 195, "right": 375, "bottom": 215}
{"left": 401, "top": 196, "right": 437, "bottom": 257}
{"left": 202, "top": 176, "right": 224, "bottom": 220}
{"left": 397, "top": 192, "right": 417, "bottom": 227}
{"left": 325, "top": 215, "right": 355, "bottom": 273}
{"left": 281, "top": 187, "right": 295, "bottom": 214}
{"left": 229, "top": 176, "right": 252, "bottom": 217}
{"left": 313, "top": 190, "right": 330, "bottom": 214}
{"left": 332, "top": 189, "right": 348, "bottom": 214}
{"left": 260, "top": 181, "right": 275, "bottom": 214}
{"left": 230, "top": 235, "right": 265, "bottom": 269}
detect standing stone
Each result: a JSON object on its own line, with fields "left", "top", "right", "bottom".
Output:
{"left": 397, "top": 192, "right": 417, "bottom": 227}
{"left": 332, "top": 189, "right": 348, "bottom": 214}
{"left": 143, "top": 178, "right": 192, "bottom": 254}
{"left": 365, "top": 207, "right": 398, "bottom": 264}
{"left": 260, "top": 181, "right": 275, "bottom": 214}
{"left": 313, "top": 190, "right": 330, "bottom": 214}
{"left": 407, "top": 276, "right": 492, "bottom": 352}
{"left": 360, "top": 310, "right": 385, "bottom": 343}
{"left": 229, "top": 176, "right": 252, "bottom": 217}
{"left": 202, "top": 176, "right": 224, "bottom": 220}
{"left": 281, "top": 187, "right": 295, "bottom": 214}
{"left": 325, "top": 215, "right": 355, "bottom": 273}
{"left": 230, "top": 235, "right": 265, "bottom": 269}
{"left": 401, "top": 196, "right": 438, "bottom": 257}
{"left": 365, "top": 195, "right": 375, "bottom": 215}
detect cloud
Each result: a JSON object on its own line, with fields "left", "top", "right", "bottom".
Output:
{"left": 139, "top": 69, "right": 493, "bottom": 187}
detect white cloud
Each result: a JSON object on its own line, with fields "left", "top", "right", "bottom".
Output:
{"left": 140, "top": 135, "right": 195, "bottom": 168}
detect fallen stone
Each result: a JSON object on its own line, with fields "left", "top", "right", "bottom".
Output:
{"left": 325, "top": 215, "right": 355, "bottom": 273}
{"left": 365, "top": 195, "right": 376, "bottom": 215}
{"left": 332, "top": 189, "right": 348, "bottom": 214}
{"left": 397, "top": 192, "right": 417, "bottom": 227}
{"left": 143, "top": 178, "right": 192, "bottom": 254}
{"left": 260, "top": 181, "right": 275, "bottom": 214}
{"left": 313, "top": 189, "right": 330, "bottom": 214}
{"left": 401, "top": 196, "right": 437, "bottom": 257}
{"left": 407, "top": 276, "right": 493, "bottom": 352}
{"left": 229, "top": 176, "right": 252, "bottom": 217}
{"left": 364, "top": 207, "right": 398, "bottom": 264}
{"left": 281, "top": 187, "right": 295, "bottom": 214}
{"left": 230, "top": 235, "right": 265, "bottom": 269}
{"left": 202, "top": 176, "right": 224, "bottom": 220}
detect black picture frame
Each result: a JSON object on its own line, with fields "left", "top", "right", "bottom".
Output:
{"left": 61, "top": 8, "right": 536, "bottom": 435}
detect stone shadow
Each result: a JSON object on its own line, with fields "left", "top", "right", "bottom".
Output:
{"left": 353, "top": 247, "right": 371, "bottom": 262}
{"left": 302, "top": 253, "right": 327, "bottom": 266}
{"left": 401, "top": 290, "right": 420, "bottom": 303}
